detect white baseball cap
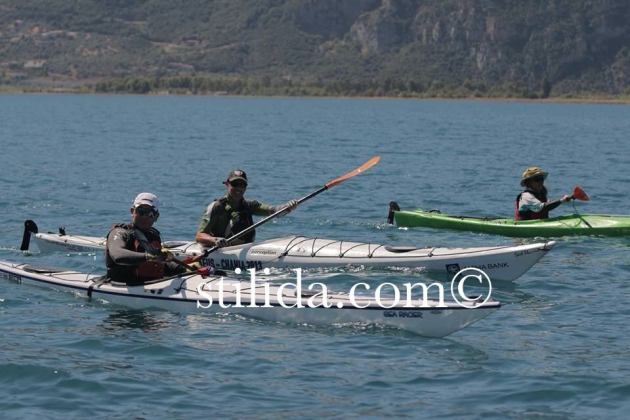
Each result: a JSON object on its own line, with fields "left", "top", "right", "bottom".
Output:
{"left": 132, "top": 192, "right": 160, "bottom": 210}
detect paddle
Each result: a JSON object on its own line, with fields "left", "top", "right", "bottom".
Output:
{"left": 570, "top": 185, "right": 592, "bottom": 228}
{"left": 169, "top": 254, "right": 199, "bottom": 271}
{"left": 192, "top": 156, "right": 381, "bottom": 263}
{"left": 571, "top": 185, "right": 590, "bottom": 201}
{"left": 153, "top": 251, "right": 218, "bottom": 277}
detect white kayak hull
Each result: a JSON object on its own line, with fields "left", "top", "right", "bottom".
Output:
{"left": 0, "top": 260, "right": 499, "bottom": 338}
{"left": 30, "top": 231, "right": 554, "bottom": 281}
{"left": 34, "top": 233, "right": 106, "bottom": 254}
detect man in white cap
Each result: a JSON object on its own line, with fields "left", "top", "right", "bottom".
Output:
{"left": 106, "top": 192, "right": 184, "bottom": 284}
{"left": 515, "top": 166, "right": 571, "bottom": 221}
{"left": 195, "top": 169, "right": 298, "bottom": 247}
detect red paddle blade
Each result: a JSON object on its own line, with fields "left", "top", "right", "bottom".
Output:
{"left": 572, "top": 186, "right": 590, "bottom": 201}
{"left": 197, "top": 266, "right": 214, "bottom": 277}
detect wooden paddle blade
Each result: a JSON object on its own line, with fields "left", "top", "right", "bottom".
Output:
{"left": 572, "top": 185, "right": 590, "bottom": 201}
{"left": 325, "top": 156, "right": 380, "bottom": 189}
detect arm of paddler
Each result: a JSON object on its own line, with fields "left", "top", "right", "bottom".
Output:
{"left": 107, "top": 228, "right": 151, "bottom": 265}
{"left": 254, "top": 199, "right": 299, "bottom": 216}
{"left": 544, "top": 195, "right": 572, "bottom": 212}
{"left": 194, "top": 202, "right": 228, "bottom": 247}
{"left": 518, "top": 192, "right": 545, "bottom": 217}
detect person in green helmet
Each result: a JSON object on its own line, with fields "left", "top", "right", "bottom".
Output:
{"left": 515, "top": 166, "right": 571, "bottom": 221}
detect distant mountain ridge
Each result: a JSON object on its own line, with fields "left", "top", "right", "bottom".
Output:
{"left": 1, "top": 0, "right": 629, "bottom": 97}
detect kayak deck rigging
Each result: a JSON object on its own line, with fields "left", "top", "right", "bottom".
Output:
{"left": 281, "top": 236, "right": 386, "bottom": 258}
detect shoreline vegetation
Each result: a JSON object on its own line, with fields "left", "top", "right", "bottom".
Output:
{"left": 2, "top": 76, "right": 629, "bottom": 104}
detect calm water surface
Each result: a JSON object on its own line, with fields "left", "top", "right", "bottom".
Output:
{"left": 1, "top": 94, "right": 629, "bottom": 418}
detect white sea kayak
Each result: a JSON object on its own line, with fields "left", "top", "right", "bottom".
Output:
{"left": 0, "top": 260, "right": 500, "bottom": 338}
{"left": 21, "top": 221, "right": 555, "bottom": 282}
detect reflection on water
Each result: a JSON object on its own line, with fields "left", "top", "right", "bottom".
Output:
{"left": 101, "top": 310, "right": 174, "bottom": 332}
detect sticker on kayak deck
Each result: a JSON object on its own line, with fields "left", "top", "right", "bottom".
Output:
{"left": 447, "top": 262, "right": 508, "bottom": 274}
{"left": 384, "top": 310, "right": 424, "bottom": 318}
{"left": 514, "top": 249, "right": 538, "bottom": 257}
{"left": 202, "top": 258, "right": 263, "bottom": 271}
{"left": 469, "top": 262, "right": 509, "bottom": 270}
{"left": 249, "top": 249, "right": 279, "bottom": 256}
{"left": 446, "top": 264, "right": 461, "bottom": 276}
{"left": 0, "top": 272, "right": 22, "bottom": 283}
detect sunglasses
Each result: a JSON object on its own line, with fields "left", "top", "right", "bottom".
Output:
{"left": 135, "top": 206, "right": 159, "bottom": 217}
{"left": 230, "top": 181, "right": 247, "bottom": 188}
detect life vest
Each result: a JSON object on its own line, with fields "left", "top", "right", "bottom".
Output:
{"left": 106, "top": 224, "right": 164, "bottom": 283}
{"left": 514, "top": 188, "right": 549, "bottom": 221}
{"left": 133, "top": 232, "right": 165, "bottom": 281}
{"left": 218, "top": 197, "right": 256, "bottom": 243}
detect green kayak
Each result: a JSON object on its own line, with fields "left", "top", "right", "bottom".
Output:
{"left": 388, "top": 203, "right": 630, "bottom": 237}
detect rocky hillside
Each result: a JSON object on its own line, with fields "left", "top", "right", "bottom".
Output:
{"left": 1, "top": 0, "right": 629, "bottom": 97}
